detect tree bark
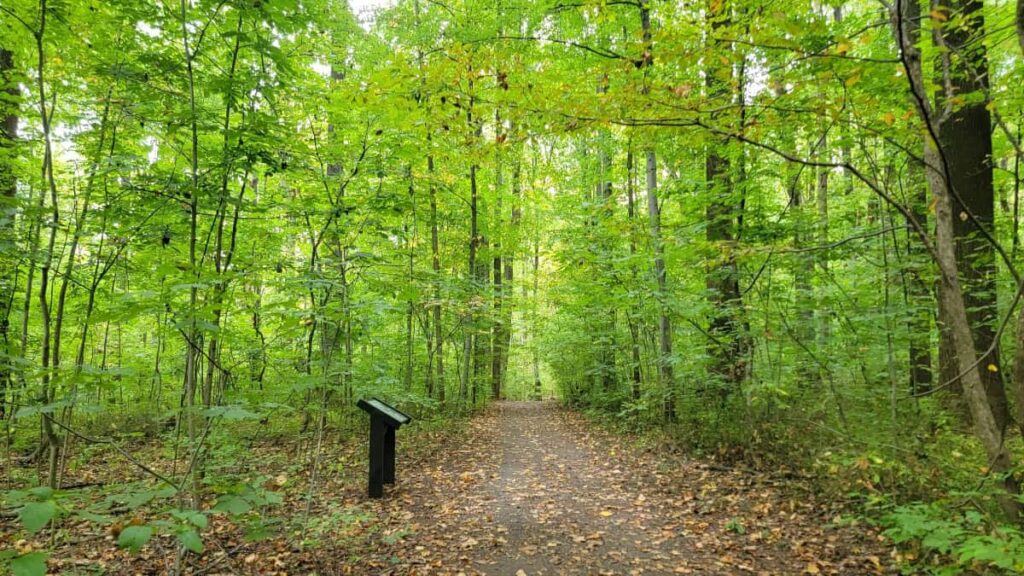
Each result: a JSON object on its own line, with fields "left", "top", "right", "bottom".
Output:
{"left": 1017, "top": 0, "right": 1024, "bottom": 56}
{"left": 933, "top": 0, "right": 1009, "bottom": 430}
{"left": 502, "top": 153, "right": 520, "bottom": 390}
{"left": 491, "top": 121, "right": 504, "bottom": 400}
{"left": 891, "top": 0, "right": 1020, "bottom": 519}
{"left": 625, "top": 149, "right": 643, "bottom": 402}
{"left": 705, "top": 0, "right": 746, "bottom": 393}
{"left": 0, "top": 47, "right": 17, "bottom": 421}
{"left": 428, "top": 150, "right": 445, "bottom": 404}
{"left": 899, "top": 0, "right": 932, "bottom": 395}
{"left": 646, "top": 151, "right": 676, "bottom": 421}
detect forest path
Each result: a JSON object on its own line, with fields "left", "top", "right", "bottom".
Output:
{"left": 355, "top": 401, "right": 889, "bottom": 575}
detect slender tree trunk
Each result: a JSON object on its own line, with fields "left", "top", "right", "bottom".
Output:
{"left": 54, "top": 96, "right": 113, "bottom": 415}
{"left": 180, "top": 0, "right": 204, "bottom": 504}
{"left": 462, "top": 158, "right": 478, "bottom": 405}
{"left": 646, "top": 151, "right": 675, "bottom": 421}
{"left": 202, "top": 17, "right": 245, "bottom": 412}
{"left": 788, "top": 140, "right": 815, "bottom": 382}
{"left": 463, "top": 76, "right": 483, "bottom": 406}
{"left": 594, "top": 73, "right": 616, "bottom": 393}
{"left": 625, "top": 149, "right": 643, "bottom": 401}
{"left": 33, "top": 0, "right": 63, "bottom": 488}
{"left": 815, "top": 120, "right": 830, "bottom": 383}
{"left": 0, "top": 47, "right": 17, "bottom": 421}
{"left": 1017, "top": 0, "right": 1024, "bottom": 56}
{"left": 502, "top": 151, "right": 520, "bottom": 389}
{"left": 532, "top": 225, "right": 541, "bottom": 399}
{"left": 491, "top": 122, "right": 504, "bottom": 400}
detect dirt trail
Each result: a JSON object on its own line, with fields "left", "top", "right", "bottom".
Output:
{"left": 354, "top": 401, "right": 889, "bottom": 575}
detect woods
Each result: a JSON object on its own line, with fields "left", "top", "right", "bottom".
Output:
{"left": 2, "top": 0, "right": 1024, "bottom": 573}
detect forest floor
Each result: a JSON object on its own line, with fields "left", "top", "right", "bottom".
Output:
{"left": 336, "top": 401, "right": 893, "bottom": 575}
{"left": 3, "top": 401, "right": 895, "bottom": 575}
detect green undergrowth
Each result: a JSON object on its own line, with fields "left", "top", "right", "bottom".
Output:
{"left": 568, "top": 391, "right": 1024, "bottom": 575}
{"left": 1, "top": 401, "right": 473, "bottom": 576}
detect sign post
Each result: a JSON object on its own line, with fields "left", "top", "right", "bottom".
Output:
{"left": 356, "top": 398, "right": 412, "bottom": 498}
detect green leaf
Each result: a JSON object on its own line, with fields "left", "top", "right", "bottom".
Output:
{"left": 10, "top": 552, "right": 48, "bottom": 576}
{"left": 27, "top": 487, "right": 53, "bottom": 500}
{"left": 177, "top": 529, "right": 204, "bottom": 554}
{"left": 171, "top": 509, "right": 208, "bottom": 529}
{"left": 213, "top": 495, "right": 251, "bottom": 515}
{"left": 118, "top": 525, "right": 153, "bottom": 553}
{"left": 202, "top": 405, "right": 259, "bottom": 420}
{"left": 19, "top": 500, "right": 56, "bottom": 534}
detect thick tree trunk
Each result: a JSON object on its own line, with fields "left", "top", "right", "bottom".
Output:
{"left": 891, "top": 0, "right": 1020, "bottom": 519}
{"left": 933, "top": 0, "right": 1009, "bottom": 430}
{"left": 705, "top": 0, "right": 746, "bottom": 393}
{"left": 931, "top": 146, "right": 1019, "bottom": 519}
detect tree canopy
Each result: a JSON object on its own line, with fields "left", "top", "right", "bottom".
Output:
{"left": 2, "top": 0, "right": 1024, "bottom": 572}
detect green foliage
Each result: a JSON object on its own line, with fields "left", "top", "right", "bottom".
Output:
{"left": 117, "top": 525, "right": 154, "bottom": 554}
{"left": 0, "top": 0, "right": 1021, "bottom": 572}
{"left": 883, "top": 503, "right": 1024, "bottom": 574}
{"left": 8, "top": 553, "right": 47, "bottom": 576}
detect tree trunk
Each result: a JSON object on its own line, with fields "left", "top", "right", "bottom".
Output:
{"left": 1017, "top": 0, "right": 1024, "bottom": 56}
{"left": 646, "top": 151, "right": 676, "bottom": 421}
{"left": 625, "top": 149, "right": 643, "bottom": 402}
{"left": 491, "top": 125, "right": 504, "bottom": 400}
{"left": 532, "top": 228, "right": 541, "bottom": 399}
{"left": 705, "top": 0, "right": 746, "bottom": 394}
{"left": 933, "top": 0, "right": 1009, "bottom": 430}
{"left": 462, "top": 159, "right": 478, "bottom": 405}
{"left": 462, "top": 76, "right": 479, "bottom": 407}
{"left": 429, "top": 150, "right": 445, "bottom": 404}
{"left": 34, "top": 2, "right": 63, "bottom": 488}
{"left": 891, "top": 0, "right": 1020, "bottom": 519}
{"left": 405, "top": 169, "right": 416, "bottom": 391}
{"left": 502, "top": 156, "right": 520, "bottom": 387}
{"left": 890, "top": 0, "right": 932, "bottom": 399}
{"left": 0, "top": 47, "right": 17, "bottom": 421}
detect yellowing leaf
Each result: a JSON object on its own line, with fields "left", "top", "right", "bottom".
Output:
{"left": 599, "top": 510, "right": 614, "bottom": 517}
{"left": 987, "top": 364, "right": 999, "bottom": 373}
{"left": 883, "top": 112, "right": 895, "bottom": 126}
